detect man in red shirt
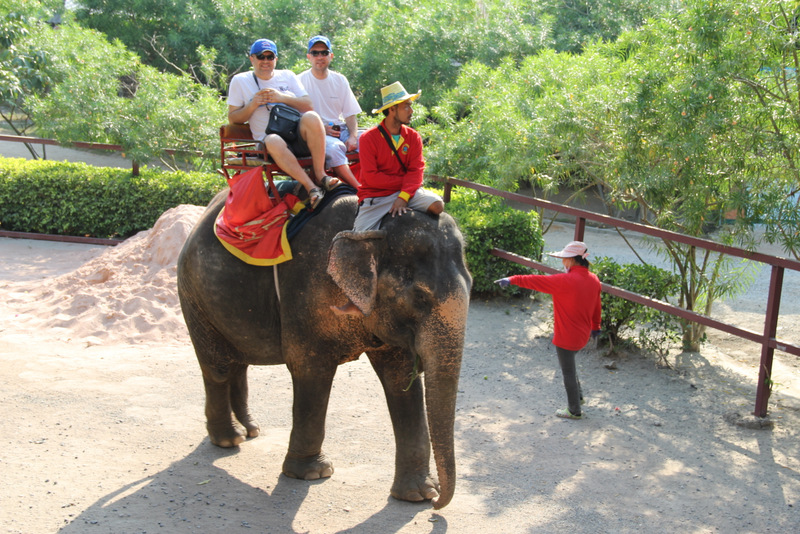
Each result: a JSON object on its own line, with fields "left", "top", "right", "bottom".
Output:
{"left": 331, "top": 82, "right": 446, "bottom": 316}
{"left": 352, "top": 81, "right": 444, "bottom": 232}
{"left": 496, "top": 241, "right": 602, "bottom": 420}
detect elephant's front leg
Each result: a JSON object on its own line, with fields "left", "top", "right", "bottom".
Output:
{"left": 368, "top": 348, "right": 439, "bottom": 503}
{"left": 282, "top": 366, "right": 337, "bottom": 480}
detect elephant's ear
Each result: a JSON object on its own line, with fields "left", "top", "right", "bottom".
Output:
{"left": 327, "top": 230, "right": 386, "bottom": 317}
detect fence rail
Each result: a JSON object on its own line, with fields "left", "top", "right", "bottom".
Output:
{"left": 0, "top": 134, "right": 203, "bottom": 176}
{"left": 433, "top": 175, "right": 800, "bottom": 418}
{"left": 0, "top": 134, "right": 141, "bottom": 175}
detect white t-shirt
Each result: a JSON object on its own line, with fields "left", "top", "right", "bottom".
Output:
{"left": 227, "top": 69, "right": 308, "bottom": 140}
{"left": 298, "top": 69, "right": 362, "bottom": 125}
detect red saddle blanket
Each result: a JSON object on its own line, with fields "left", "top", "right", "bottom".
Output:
{"left": 214, "top": 166, "right": 304, "bottom": 265}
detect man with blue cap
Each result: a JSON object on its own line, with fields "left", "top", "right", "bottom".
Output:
{"left": 227, "top": 38, "right": 337, "bottom": 209}
{"left": 299, "top": 35, "right": 362, "bottom": 188}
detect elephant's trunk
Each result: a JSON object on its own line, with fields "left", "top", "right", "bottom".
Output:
{"left": 419, "top": 292, "right": 468, "bottom": 509}
{"left": 424, "top": 364, "right": 459, "bottom": 509}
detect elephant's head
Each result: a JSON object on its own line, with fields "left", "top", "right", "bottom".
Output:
{"left": 327, "top": 211, "right": 472, "bottom": 509}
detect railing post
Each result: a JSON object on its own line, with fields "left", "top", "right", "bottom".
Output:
{"left": 574, "top": 217, "right": 586, "bottom": 242}
{"left": 443, "top": 180, "right": 452, "bottom": 203}
{"left": 754, "top": 265, "right": 784, "bottom": 417}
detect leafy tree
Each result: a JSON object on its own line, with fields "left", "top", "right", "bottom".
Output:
{"left": 334, "top": 1, "right": 550, "bottom": 111}
{"left": 533, "top": 0, "right": 677, "bottom": 53}
{"left": 604, "top": 1, "right": 767, "bottom": 350}
{"left": 73, "top": 0, "right": 365, "bottom": 90}
{"left": 21, "top": 21, "right": 224, "bottom": 168}
{"left": 720, "top": 0, "right": 800, "bottom": 259}
{"left": 71, "top": 0, "right": 666, "bottom": 111}
{"left": 424, "top": 0, "right": 769, "bottom": 351}
{"left": 0, "top": 0, "right": 62, "bottom": 149}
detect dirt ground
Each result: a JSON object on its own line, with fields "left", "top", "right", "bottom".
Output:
{"left": 2, "top": 213, "right": 800, "bottom": 534}
{"left": 2, "top": 142, "right": 800, "bottom": 533}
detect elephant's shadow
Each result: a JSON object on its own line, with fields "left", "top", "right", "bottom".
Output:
{"left": 56, "top": 438, "right": 446, "bottom": 533}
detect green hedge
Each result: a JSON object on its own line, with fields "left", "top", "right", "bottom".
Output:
{"left": 0, "top": 157, "right": 224, "bottom": 238}
{"left": 0, "top": 159, "right": 543, "bottom": 296}
{"left": 443, "top": 185, "right": 543, "bottom": 294}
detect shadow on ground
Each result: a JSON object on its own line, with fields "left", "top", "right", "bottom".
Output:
{"left": 57, "top": 438, "right": 449, "bottom": 534}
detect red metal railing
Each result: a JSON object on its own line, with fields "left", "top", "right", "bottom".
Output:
{"left": 0, "top": 134, "right": 142, "bottom": 175}
{"left": 436, "top": 176, "right": 800, "bottom": 418}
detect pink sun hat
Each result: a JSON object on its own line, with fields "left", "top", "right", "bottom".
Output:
{"left": 547, "top": 241, "right": 589, "bottom": 259}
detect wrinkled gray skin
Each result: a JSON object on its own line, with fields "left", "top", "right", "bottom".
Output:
{"left": 177, "top": 191, "right": 471, "bottom": 509}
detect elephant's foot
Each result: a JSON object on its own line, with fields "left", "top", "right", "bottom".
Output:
{"left": 207, "top": 417, "right": 260, "bottom": 448}
{"left": 237, "top": 415, "right": 261, "bottom": 439}
{"left": 282, "top": 452, "right": 334, "bottom": 480}
{"left": 390, "top": 473, "right": 440, "bottom": 503}
{"left": 207, "top": 425, "right": 245, "bottom": 448}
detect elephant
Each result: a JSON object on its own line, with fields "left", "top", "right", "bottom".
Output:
{"left": 177, "top": 189, "right": 472, "bottom": 509}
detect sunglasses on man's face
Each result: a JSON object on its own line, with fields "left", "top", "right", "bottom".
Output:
{"left": 310, "top": 50, "right": 330, "bottom": 57}
{"left": 254, "top": 53, "right": 276, "bottom": 61}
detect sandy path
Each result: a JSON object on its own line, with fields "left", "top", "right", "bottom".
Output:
{"left": 1, "top": 208, "right": 799, "bottom": 533}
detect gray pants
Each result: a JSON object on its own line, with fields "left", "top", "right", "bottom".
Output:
{"left": 353, "top": 188, "right": 442, "bottom": 232}
{"left": 556, "top": 346, "right": 583, "bottom": 416}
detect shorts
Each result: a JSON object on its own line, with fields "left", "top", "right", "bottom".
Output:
{"left": 353, "top": 188, "right": 443, "bottom": 232}
{"left": 260, "top": 133, "right": 310, "bottom": 158}
{"left": 289, "top": 136, "right": 310, "bottom": 158}
{"left": 324, "top": 129, "right": 360, "bottom": 168}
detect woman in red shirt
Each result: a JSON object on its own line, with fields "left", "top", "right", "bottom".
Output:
{"left": 495, "top": 241, "right": 602, "bottom": 420}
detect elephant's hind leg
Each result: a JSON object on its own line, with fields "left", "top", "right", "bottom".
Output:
{"left": 202, "top": 363, "right": 261, "bottom": 448}
{"left": 230, "top": 365, "right": 260, "bottom": 438}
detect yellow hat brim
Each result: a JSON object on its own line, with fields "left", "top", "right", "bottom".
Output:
{"left": 371, "top": 91, "right": 421, "bottom": 114}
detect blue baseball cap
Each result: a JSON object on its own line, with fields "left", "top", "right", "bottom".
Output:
{"left": 307, "top": 35, "right": 331, "bottom": 52}
{"left": 250, "top": 39, "right": 278, "bottom": 56}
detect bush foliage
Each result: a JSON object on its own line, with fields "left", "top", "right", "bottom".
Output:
{"left": 592, "top": 256, "right": 682, "bottom": 356}
{"left": 0, "top": 157, "right": 224, "bottom": 238}
{"left": 444, "top": 185, "right": 543, "bottom": 294}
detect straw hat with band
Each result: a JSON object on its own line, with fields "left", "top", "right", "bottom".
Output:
{"left": 372, "top": 81, "right": 421, "bottom": 114}
{"left": 548, "top": 241, "right": 589, "bottom": 259}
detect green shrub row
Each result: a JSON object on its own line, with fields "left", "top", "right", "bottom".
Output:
{"left": 443, "top": 185, "right": 543, "bottom": 294}
{"left": 0, "top": 158, "right": 545, "bottom": 297}
{"left": 0, "top": 157, "right": 225, "bottom": 238}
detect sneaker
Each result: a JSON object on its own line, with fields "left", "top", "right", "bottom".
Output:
{"left": 555, "top": 408, "right": 582, "bottom": 420}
